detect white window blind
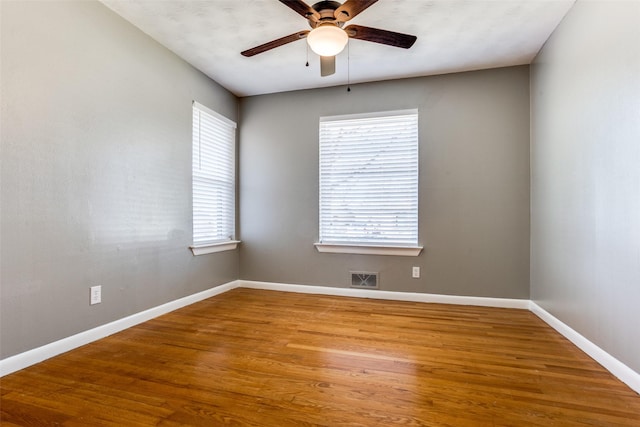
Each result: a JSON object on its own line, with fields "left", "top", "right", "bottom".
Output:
{"left": 319, "top": 110, "right": 419, "bottom": 247}
{"left": 192, "top": 101, "right": 236, "bottom": 246}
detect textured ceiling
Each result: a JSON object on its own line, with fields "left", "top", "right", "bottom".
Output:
{"left": 101, "top": 0, "right": 575, "bottom": 97}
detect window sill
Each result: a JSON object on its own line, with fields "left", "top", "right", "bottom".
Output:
{"left": 190, "top": 240, "right": 240, "bottom": 256}
{"left": 314, "top": 243, "right": 423, "bottom": 257}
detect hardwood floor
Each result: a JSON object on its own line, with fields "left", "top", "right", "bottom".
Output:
{"left": 1, "top": 288, "right": 639, "bottom": 426}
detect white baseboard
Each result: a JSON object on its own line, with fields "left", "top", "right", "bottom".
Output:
{"left": 0, "top": 281, "right": 240, "bottom": 377}
{"left": 3, "top": 279, "right": 638, "bottom": 396}
{"left": 238, "top": 280, "right": 531, "bottom": 309}
{"left": 529, "top": 301, "right": 640, "bottom": 395}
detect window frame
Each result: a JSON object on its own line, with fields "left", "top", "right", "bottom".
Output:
{"left": 316, "top": 109, "right": 422, "bottom": 257}
{"left": 189, "top": 101, "right": 239, "bottom": 255}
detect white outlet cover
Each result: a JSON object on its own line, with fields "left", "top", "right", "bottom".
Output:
{"left": 412, "top": 267, "right": 421, "bottom": 278}
{"left": 90, "top": 285, "right": 102, "bottom": 305}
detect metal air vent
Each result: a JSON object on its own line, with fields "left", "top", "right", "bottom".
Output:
{"left": 350, "top": 271, "right": 379, "bottom": 289}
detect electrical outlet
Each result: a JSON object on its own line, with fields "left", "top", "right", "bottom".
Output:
{"left": 90, "top": 285, "right": 102, "bottom": 305}
{"left": 412, "top": 266, "right": 420, "bottom": 278}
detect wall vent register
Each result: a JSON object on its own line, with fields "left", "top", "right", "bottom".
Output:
{"left": 350, "top": 272, "right": 379, "bottom": 289}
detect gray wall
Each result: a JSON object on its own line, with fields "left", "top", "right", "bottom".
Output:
{"left": 0, "top": 1, "right": 239, "bottom": 359}
{"left": 239, "top": 67, "right": 530, "bottom": 298}
{"left": 531, "top": 0, "right": 640, "bottom": 372}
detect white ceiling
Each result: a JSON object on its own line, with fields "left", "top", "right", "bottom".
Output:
{"left": 101, "top": 0, "right": 575, "bottom": 97}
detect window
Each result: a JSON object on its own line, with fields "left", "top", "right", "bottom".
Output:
{"left": 190, "top": 101, "right": 238, "bottom": 255}
{"left": 317, "top": 110, "right": 422, "bottom": 256}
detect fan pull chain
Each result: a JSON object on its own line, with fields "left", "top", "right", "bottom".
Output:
{"left": 347, "top": 41, "right": 351, "bottom": 92}
{"left": 305, "top": 43, "right": 309, "bottom": 67}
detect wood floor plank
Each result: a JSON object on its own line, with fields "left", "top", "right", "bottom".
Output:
{"left": 1, "top": 288, "right": 639, "bottom": 426}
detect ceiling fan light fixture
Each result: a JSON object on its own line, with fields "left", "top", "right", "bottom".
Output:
{"left": 307, "top": 24, "right": 348, "bottom": 56}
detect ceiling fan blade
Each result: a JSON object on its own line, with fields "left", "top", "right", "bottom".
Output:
{"left": 320, "top": 56, "right": 335, "bottom": 77}
{"left": 279, "top": 0, "right": 320, "bottom": 22}
{"left": 345, "top": 25, "right": 417, "bottom": 49}
{"left": 334, "top": 0, "right": 378, "bottom": 21}
{"left": 241, "top": 31, "right": 309, "bottom": 57}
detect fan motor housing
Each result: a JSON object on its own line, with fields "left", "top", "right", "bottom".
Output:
{"left": 309, "top": 1, "right": 346, "bottom": 28}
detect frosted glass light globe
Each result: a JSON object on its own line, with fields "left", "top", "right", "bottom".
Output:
{"left": 307, "top": 25, "right": 348, "bottom": 56}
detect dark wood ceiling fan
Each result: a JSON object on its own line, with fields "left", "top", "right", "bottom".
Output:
{"left": 241, "top": 0, "right": 417, "bottom": 77}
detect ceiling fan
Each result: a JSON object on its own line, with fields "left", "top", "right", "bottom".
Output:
{"left": 241, "top": 0, "right": 417, "bottom": 77}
